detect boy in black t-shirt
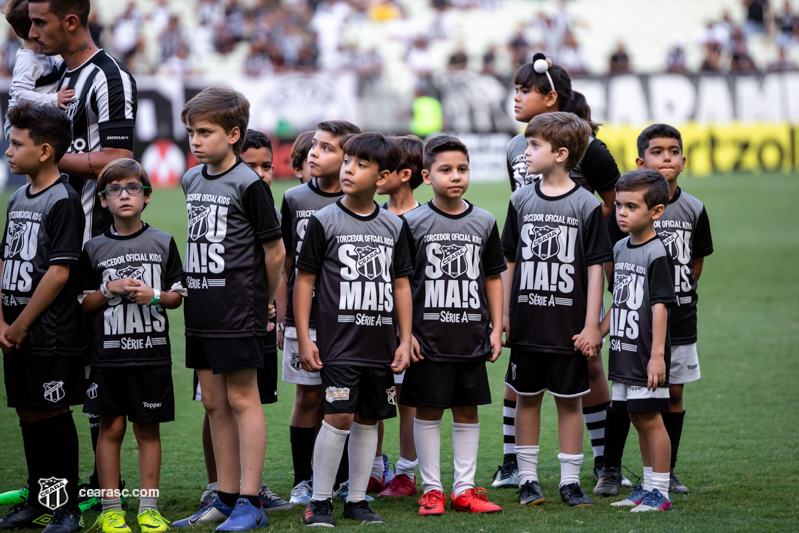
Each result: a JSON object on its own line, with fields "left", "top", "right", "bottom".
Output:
{"left": 296, "top": 133, "right": 413, "bottom": 527}
{"left": 80, "top": 159, "right": 185, "bottom": 533}
{"left": 576, "top": 169, "right": 677, "bottom": 512}
{"left": 0, "top": 104, "right": 85, "bottom": 533}
{"left": 173, "top": 87, "right": 285, "bottom": 531}
{"left": 402, "top": 136, "right": 506, "bottom": 516}
{"left": 596, "top": 125, "right": 713, "bottom": 497}
{"left": 501, "top": 112, "right": 612, "bottom": 509}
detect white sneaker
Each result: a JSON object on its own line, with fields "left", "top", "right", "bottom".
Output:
{"left": 289, "top": 480, "right": 312, "bottom": 505}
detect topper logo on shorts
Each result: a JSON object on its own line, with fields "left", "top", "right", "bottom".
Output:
{"left": 325, "top": 386, "right": 350, "bottom": 403}
{"left": 386, "top": 386, "right": 396, "bottom": 405}
{"left": 43, "top": 381, "right": 65, "bottom": 403}
{"left": 143, "top": 402, "right": 162, "bottom": 409}
{"left": 38, "top": 477, "right": 68, "bottom": 510}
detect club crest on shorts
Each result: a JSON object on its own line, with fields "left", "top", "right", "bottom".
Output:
{"left": 86, "top": 382, "right": 98, "bottom": 400}
{"left": 290, "top": 351, "right": 302, "bottom": 370}
{"left": 440, "top": 244, "right": 469, "bottom": 278}
{"left": 530, "top": 225, "right": 560, "bottom": 261}
{"left": 38, "top": 477, "right": 68, "bottom": 510}
{"left": 355, "top": 246, "right": 382, "bottom": 280}
{"left": 188, "top": 205, "right": 212, "bottom": 241}
{"left": 612, "top": 273, "right": 633, "bottom": 306}
{"left": 386, "top": 386, "right": 396, "bottom": 405}
{"left": 510, "top": 362, "right": 517, "bottom": 381}
{"left": 43, "top": 381, "right": 65, "bottom": 403}
{"left": 325, "top": 386, "right": 350, "bottom": 403}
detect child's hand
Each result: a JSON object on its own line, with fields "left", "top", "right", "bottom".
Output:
{"left": 124, "top": 279, "right": 156, "bottom": 305}
{"left": 502, "top": 312, "right": 510, "bottom": 347}
{"left": 298, "top": 339, "right": 322, "bottom": 372}
{"left": 574, "top": 326, "right": 602, "bottom": 358}
{"left": 57, "top": 87, "right": 75, "bottom": 109}
{"left": 647, "top": 357, "right": 666, "bottom": 391}
{"left": 106, "top": 277, "right": 134, "bottom": 296}
{"left": 267, "top": 303, "right": 276, "bottom": 320}
{"left": 410, "top": 335, "right": 423, "bottom": 363}
{"left": 0, "top": 321, "right": 15, "bottom": 353}
{"left": 4, "top": 320, "right": 29, "bottom": 349}
{"left": 277, "top": 330, "right": 284, "bottom": 350}
{"left": 488, "top": 329, "right": 502, "bottom": 362}
{"left": 392, "top": 341, "right": 411, "bottom": 373}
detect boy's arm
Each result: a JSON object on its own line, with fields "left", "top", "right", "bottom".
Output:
{"left": 275, "top": 274, "right": 288, "bottom": 349}
{"left": 0, "top": 261, "right": 8, "bottom": 352}
{"left": 4, "top": 264, "right": 70, "bottom": 349}
{"left": 648, "top": 302, "right": 668, "bottom": 391}
{"left": 692, "top": 256, "right": 705, "bottom": 281}
{"left": 573, "top": 263, "right": 604, "bottom": 357}
{"left": 485, "top": 273, "right": 503, "bottom": 362}
{"left": 263, "top": 239, "right": 286, "bottom": 305}
{"left": 59, "top": 149, "right": 133, "bottom": 180}
{"left": 392, "top": 276, "right": 412, "bottom": 373}
{"left": 294, "top": 269, "right": 321, "bottom": 372}
{"left": 501, "top": 260, "right": 515, "bottom": 345}
{"left": 9, "top": 53, "right": 60, "bottom": 108}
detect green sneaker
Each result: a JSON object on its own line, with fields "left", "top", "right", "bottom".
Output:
{"left": 90, "top": 510, "right": 131, "bottom": 533}
{"left": 0, "top": 485, "right": 28, "bottom": 505}
{"left": 137, "top": 509, "right": 170, "bottom": 532}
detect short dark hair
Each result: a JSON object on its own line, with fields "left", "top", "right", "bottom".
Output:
{"left": 181, "top": 86, "right": 249, "bottom": 154}
{"left": 7, "top": 102, "right": 72, "bottom": 163}
{"left": 97, "top": 159, "right": 152, "bottom": 204}
{"left": 28, "top": 0, "right": 90, "bottom": 27}
{"left": 5, "top": 0, "right": 32, "bottom": 40}
{"left": 343, "top": 132, "right": 400, "bottom": 174}
{"left": 242, "top": 129, "right": 272, "bottom": 153}
{"left": 616, "top": 169, "right": 669, "bottom": 209}
{"left": 636, "top": 123, "right": 683, "bottom": 158}
{"left": 423, "top": 135, "right": 469, "bottom": 171}
{"left": 316, "top": 120, "right": 361, "bottom": 148}
{"left": 290, "top": 131, "right": 314, "bottom": 170}
{"left": 514, "top": 53, "right": 573, "bottom": 112}
{"left": 524, "top": 112, "right": 591, "bottom": 172}
{"left": 392, "top": 135, "right": 424, "bottom": 189}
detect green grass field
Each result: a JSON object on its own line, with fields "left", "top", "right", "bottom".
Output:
{"left": 1, "top": 173, "right": 797, "bottom": 532}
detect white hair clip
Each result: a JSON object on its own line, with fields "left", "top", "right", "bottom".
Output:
{"left": 533, "top": 57, "right": 556, "bottom": 93}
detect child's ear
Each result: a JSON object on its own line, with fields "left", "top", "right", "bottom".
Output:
{"left": 98, "top": 192, "right": 108, "bottom": 209}
{"left": 546, "top": 90, "right": 559, "bottom": 110}
{"left": 376, "top": 169, "right": 391, "bottom": 188}
{"left": 680, "top": 156, "right": 686, "bottom": 171}
{"left": 228, "top": 126, "right": 241, "bottom": 146}
{"left": 422, "top": 168, "right": 431, "bottom": 185}
{"left": 556, "top": 147, "right": 569, "bottom": 164}
{"left": 635, "top": 157, "right": 645, "bottom": 169}
{"left": 399, "top": 168, "right": 412, "bottom": 184}
{"left": 39, "top": 143, "right": 53, "bottom": 163}
{"left": 651, "top": 203, "right": 665, "bottom": 220}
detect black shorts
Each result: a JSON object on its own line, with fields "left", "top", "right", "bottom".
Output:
{"left": 83, "top": 365, "right": 174, "bottom": 423}
{"left": 320, "top": 365, "right": 397, "bottom": 421}
{"left": 191, "top": 346, "right": 277, "bottom": 405}
{"left": 401, "top": 358, "right": 491, "bottom": 409}
{"left": 186, "top": 336, "right": 263, "bottom": 374}
{"left": 505, "top": 349, "right": 590, "bottom": 398}
{"left": 4, "top": 353, "right": 84, "bottom": 411}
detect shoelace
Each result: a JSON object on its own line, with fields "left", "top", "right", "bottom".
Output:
{"left": 419, "top": 491, "right": 445, "bottom": 506}
{"left": 139, "top": 510, "right": 167, "bottom": 525}
{"left": 465, "top": 488, "right": 489, "bottom": 501}
{"left": 497, "top": 461, "right": 516, "bottom": 478}
{"left": 106, "top": 511, "right": 127, "bottom": 527}
{"left": 639, "top": 490, "right": 665, "bottom": 507}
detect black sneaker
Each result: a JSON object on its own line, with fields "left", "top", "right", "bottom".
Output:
{"left": 0, "top": 502, "right": 53, "bottom": 529}
{"left": 517, "top": 481, "right": 546, "bottom": 506}
{"left": 303, "top": 499, "right": 335, "bottom": 528}
{"left": 559, "top": 483, "right": 594, "bottom": 508}
{"left": 342, "top": 500, "right": 383, "bottom": 524}
{"left": 669, "top": 470, "right": 690, "bottom": 494}
{"left": 593, "top": 466, "right": 622, "bottom": 497}
{"left": 491, "top": 458, "right": 519, "bottom": 488}
{"left": 42, "top": 507, "right": 83, "bottom": 533}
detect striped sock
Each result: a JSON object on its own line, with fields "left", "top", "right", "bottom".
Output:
{"left": 583, "top": 401, "right": 610, "bottom": 466}
{"left": 503, "top": 398, "right": 517, "bottom": 459}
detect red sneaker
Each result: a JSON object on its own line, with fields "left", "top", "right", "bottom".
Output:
{"left": 378, "top": 474, "right": 418, "bottom": 498}
{"left": 366, "top": 476, "right": 385, "bottom": 494}
{"left": 450, "top": 488, "right": 502, "bottom": 514}
{"left": 418, "top": 490, "right": 446, "bottom": 516}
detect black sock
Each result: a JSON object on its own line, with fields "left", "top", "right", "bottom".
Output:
{"left": 503, "top": 453, "right": 516, "bottom": 465}
{"left": 20, "top": 420, "right": 48, "bottom": 511}
{"left": 583, "top": 401, "right": 610, "bottom": 468}
{"left": 335, "top": 435, "right": 350, "bottom": 486}
{"left": 217, "top": 491, "right": 239, "bottom": 508}
{"left": 290, "top": 426, "right": 316, "bottom": 486}
{"left": 88, "top": 413, "right": 101, "bottom": 483}
{"left": 241, "top": 494, "right": 261, "bottom": 508}
{"left": 661, "top": 410, "right": 685, "bottom": 470}
{"left": 41, "top": 412, "right": 80, "bottom": 513}
{"left": 602, "top": 402, "right": 631, "bottom": 469}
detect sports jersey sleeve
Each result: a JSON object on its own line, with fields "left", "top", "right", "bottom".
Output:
{"left": 606, "top": 204, "right": 625, "bottom": 246}
{"left": 501, "top": 201, "right": 520, "bottom": 259}
{"left": 583, "top": 204, "right": 613, "bottom": 266}
{"left": 507, "top": 155, "right": 517, "bottom": 192}
{"left": 9, "top": 51, "right": 58, "bottom": 107}
{"left": 242, "top": 180, "right": 282, "bottom": 243}
{"left": 693, "top": 207, "right": 714, "bottom": 258}
{"left": 582, "top": 139, "right": 620, "bottom": 192}
{"left": 295, "top": 215, "right": 326, "bottom": 275}
{"left": 45, "top": 197, "right": 83, "bottom": 265}
{"left": 394, "top": 220, "right": 413, "bottom": 278}
{"left": 280, "top": 198, "right": 293, "bottom": 250}
{"left": 483, "top": 221, "right": 507, "bottom": 276}
{"left": 93, "top": 70, "right": 136, "bottom": 150}
{"left": 400, "top": 217, "right": 417, "bottom": 269}
{"left": 79, "top": 249, "right": 101, "bottom": 293}
{"left": 648, "top": 255, "right": 677, "bottom": 307}
{"left": 165, "top": 237, "right": 187, "bottom": 295}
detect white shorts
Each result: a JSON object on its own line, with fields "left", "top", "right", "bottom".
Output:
{"left": 394, "top": 370, "right": 405, "bottom": 385}
{"left": 669, "top": 343, "right": 701, "bottom": 384}
{"left": 612, "top": 381, "right": 670, "bottom": 412}
{"left": 281, "top": 327, "right": 322, "bottom": 386}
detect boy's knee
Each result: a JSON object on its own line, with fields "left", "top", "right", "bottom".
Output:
{"left": 586, "top": 356, "right": 605, "bottom": 381}
{"left": 133, "top": 423, "right": 160, "bottom": 441}
{"left": 325, "top": 413, "right": 354, "bottom": 431}
{"left": 295, "top": 386, "right": 322, "bottom": 411}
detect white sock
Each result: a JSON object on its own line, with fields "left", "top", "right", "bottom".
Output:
{"left": 557, "top": 452, "right": 583, "bottom": 488}
{"left": 515, "top": 445, "right": 540, "bottom": 485}
{"left": 102, "top": 497, "right": 123, "bottom": 512}
{"left": 414, "top": 418, "right": 442, "bottom": 494}
{"left": 452, "top": 422, "right": 480, "bottom": 497}
{"left": 346, "top": 422, "right": 379, "bottom": 503}
{"left": 138, "top": 496, "right": 158, "bottom": 513}
{"left": 311, "top": 421, "right": 349, "bottom": 501}
{"left": 651, "top": 471, "right": 670, "bottom": 500}
{"left": 643, "top": 466, "right": 653, "bottom": 492}
{"left": 395, "top": 457, "right": 417, "bottom": 478}
{"left": 371, "top": 455, "right": 383, "bottom": 481}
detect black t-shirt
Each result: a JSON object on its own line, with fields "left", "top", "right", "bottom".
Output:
{"left": 182, "top": 159, "right": 282, "bottom": 337}
{"left": 1, "top": 175, "right": 84, "bottom": 356}
{"left": 607, "top": 236, "right": 677, "bottom": 386}
{"left": 80, "top": 224, "right": 186, "bottom": 367}
{"left": 296, "top": 200, "right": 413, "bottom": 367}
{"left": 501, "top": 181, "right": 613, "bottom": 353}
{"left": 403, "top": 201, "right": 506, "bottom": 362}
{"left": 607, "top": 187, "right": 713, "bottom": 345}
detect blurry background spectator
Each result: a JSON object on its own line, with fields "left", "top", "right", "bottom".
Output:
{"left": 609, "top": 41, "right": 630, "bottom": 73}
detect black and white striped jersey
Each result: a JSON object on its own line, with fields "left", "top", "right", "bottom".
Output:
{"left": 57, "top": 50, "right": 137, "bottom": 244}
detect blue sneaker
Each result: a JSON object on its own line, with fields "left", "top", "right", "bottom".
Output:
{"left": 216, "top": 499, "right": 267, "bottom": 531}
{"left": 333, "top": 481, "right": 373, "bottom": 502}
{"left": 382, "top": 455, "right": 395, "bottom": 487}
{"left": 610, "top": 484, "right": 648, "bottom": 507}
{"left": 631, "top": 489, "right": 672, "bottom": 512}
{"left": 289, "top": 480, "right": 312, "bottom": 505}
{"left": 172, "top": 496, "right": 233, "bottom": 527}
